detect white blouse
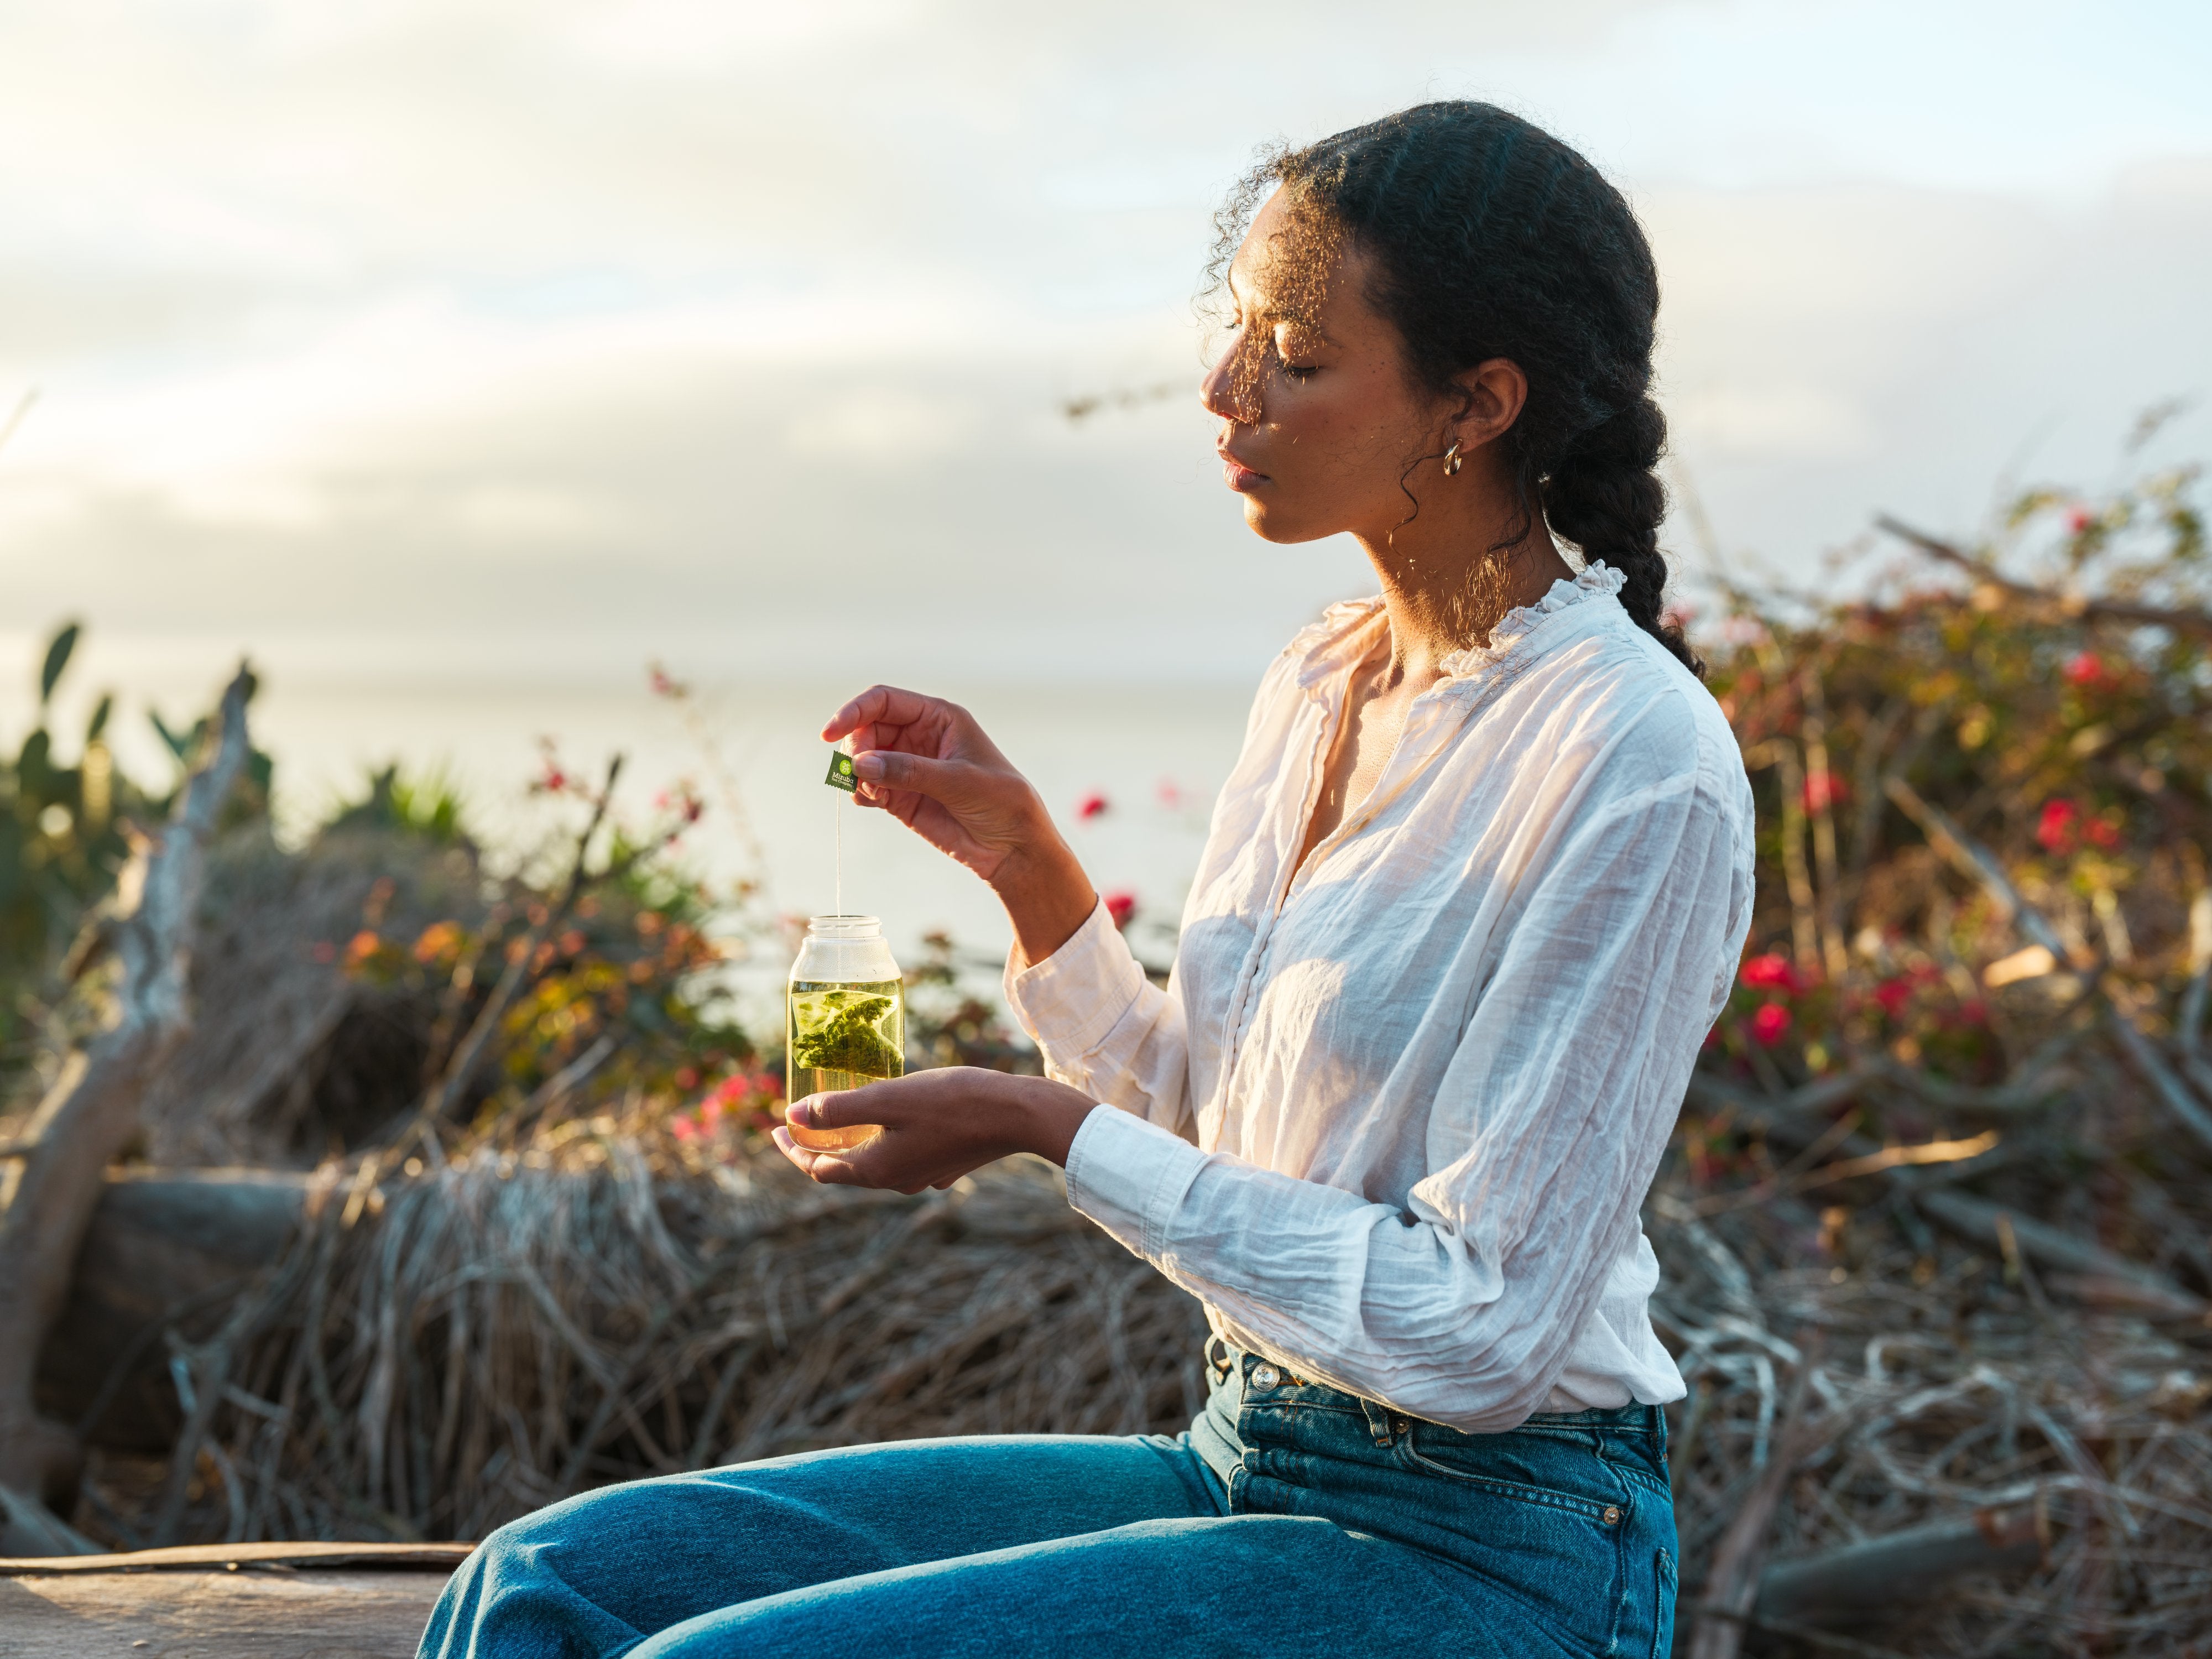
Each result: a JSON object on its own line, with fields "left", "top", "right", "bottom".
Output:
{"left": 1005, "top": 563, "right": 1755, "bottom": 1432}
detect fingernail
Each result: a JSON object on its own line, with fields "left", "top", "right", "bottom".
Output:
{"left": 852, "top": 753, "right": 885, "bottom": 781}
{"left": 789, "top": 1097, "right": 814, "bottom": 1125}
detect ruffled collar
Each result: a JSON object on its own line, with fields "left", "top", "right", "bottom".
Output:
{"left": 1289, "top": 560, "right": 1625, "bottom": 690}
{"left": 1436, "top": 560, "right": 1625, "bottom": 680}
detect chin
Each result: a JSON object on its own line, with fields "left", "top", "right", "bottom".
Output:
{"left": 1239, "top": 497, "right": 1326, "bottom": 545}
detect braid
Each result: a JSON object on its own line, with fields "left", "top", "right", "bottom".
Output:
{"left": 1219, "top": 102, "right": 1704, "bottom": 679}
{"left": 1543, "top": 398, "right": 1702, "bottom": 674}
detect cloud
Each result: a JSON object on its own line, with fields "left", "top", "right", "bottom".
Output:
{"left": 0, "top": 0, "right": 2206, "bottom": 693}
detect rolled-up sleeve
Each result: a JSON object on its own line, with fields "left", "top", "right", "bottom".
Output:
{"left": 1061, "top": 771, "right": 1751, "bottom": 1431}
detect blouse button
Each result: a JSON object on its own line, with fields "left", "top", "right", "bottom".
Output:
{"left": 1251, "top": 1364, "right": 1280, "bottom": 1390}
{"left": 1601, "top": 1505, "right": 1622, "bottom": 1526}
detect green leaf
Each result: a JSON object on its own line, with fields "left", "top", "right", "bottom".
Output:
{"left": 38, "top": 622, "right": 79, "bottom": 705}
{"left": 149, "top": 710, "right": 191, "bottom": 763}
{"left": 85, "top": 693, "right": 112, "bottom": 744}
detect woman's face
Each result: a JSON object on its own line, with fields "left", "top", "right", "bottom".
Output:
{"left": 1201, "top": 189, "right": 1444, "bottom": 545}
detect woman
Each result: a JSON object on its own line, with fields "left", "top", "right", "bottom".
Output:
{"left": 422, "top": 101, "right": 1752, "bottom": 1659}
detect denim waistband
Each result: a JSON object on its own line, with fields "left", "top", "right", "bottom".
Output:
{"left": 1202, "top": 1337, "right": 1669, "bottom": 1452}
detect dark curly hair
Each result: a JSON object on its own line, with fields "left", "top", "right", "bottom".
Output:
{"left": 1213, "top": 101, "right": 1700, "bottom": 676}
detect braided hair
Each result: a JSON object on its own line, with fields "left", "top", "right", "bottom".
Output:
{"left": 1217, "top": 102, "right": 1700, "bottom": 676}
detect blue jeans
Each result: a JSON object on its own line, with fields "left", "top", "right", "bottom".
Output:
{"left": 420, "top": 1348, "right": 1678, "bottom": 1657}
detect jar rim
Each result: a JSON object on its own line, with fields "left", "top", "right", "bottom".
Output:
{"left": 804, "top": 914, "right": 882, "bottom": 936}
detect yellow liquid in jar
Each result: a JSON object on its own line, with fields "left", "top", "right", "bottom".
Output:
{"left": 786, "top": 978, "right": 904, "bottom": 1150}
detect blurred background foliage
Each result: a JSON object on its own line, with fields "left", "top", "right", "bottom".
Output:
{"left": 1, "top": 450, "right": 2205, "bottom": 1179}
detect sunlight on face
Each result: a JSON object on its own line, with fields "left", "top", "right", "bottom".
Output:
{"left": 1198, "top": 189, "right": 1445, "bottom": 547}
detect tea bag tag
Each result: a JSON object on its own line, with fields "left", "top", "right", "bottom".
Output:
{"left": 825, "top": 750, "right": 858, "bottom": 794}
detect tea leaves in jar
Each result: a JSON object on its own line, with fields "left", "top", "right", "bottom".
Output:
{"left": 786, "top": 978, "right": 904, "bottom": 1149}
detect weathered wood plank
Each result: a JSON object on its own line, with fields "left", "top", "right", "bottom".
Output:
{"left": 1, "top": 1540, "right": 471, "bottom": 1575}
{"left": 0, "top": 1567, "right": 450, "bottom": 1658}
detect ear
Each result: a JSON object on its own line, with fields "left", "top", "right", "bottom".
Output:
{"left": 1446, "top": 357, "right": 1529, "bottom": 451}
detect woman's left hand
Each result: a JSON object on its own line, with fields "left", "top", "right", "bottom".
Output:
{"left": 771, "top": 1068, "right": 1099, "bottom": 1194}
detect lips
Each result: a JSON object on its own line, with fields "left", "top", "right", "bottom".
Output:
{"left": 1219, "top": 450, "right": 1267, "bottom": 493}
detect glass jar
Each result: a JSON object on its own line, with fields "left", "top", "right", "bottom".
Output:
{"left": 785, "top": 915, "right": 905, "bottom": 1151}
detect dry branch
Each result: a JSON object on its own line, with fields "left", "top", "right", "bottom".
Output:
{"left": 1874, "top": 515, "right": 2212, "bottom": 640}
{"left": 0, "top": 667, "right": 253, "bottom": 1512}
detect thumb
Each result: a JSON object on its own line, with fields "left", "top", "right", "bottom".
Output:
{"left": 851, "top": 749, "right": 972, "bottom": 803}
{"left": 788, "top": 1089, "right": 881, "bottom": 1130}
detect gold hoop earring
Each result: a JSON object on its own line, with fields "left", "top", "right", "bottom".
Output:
{"left": 1442, "top": 442, "right": 1463, "bottom": 477}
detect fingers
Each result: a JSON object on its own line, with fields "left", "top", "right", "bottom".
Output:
{"left": 771, "top": 1125, "right": 863, "bottom": 1185}
{"left": 821, "top": 685, "right": 946, "bottom": 745}
{"left": 848, "top": 748, "right": 970, "bottom": 805}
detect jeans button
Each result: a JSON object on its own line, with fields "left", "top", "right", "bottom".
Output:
{"left": 1602, "top": 1505, "right": 1622, "bottom": 1526}
{"left": 1251, "top": 1364, "right": 1280, "bottom": 1389}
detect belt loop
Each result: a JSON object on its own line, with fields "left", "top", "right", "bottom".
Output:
{"left": 1358, "top": 1395, "right": 1396, "bottom": 1447}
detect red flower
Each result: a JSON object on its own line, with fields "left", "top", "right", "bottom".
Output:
{"left": 1750, "top": 1004, "right": 1792, "bottom": 1046}
{"left": 2085, "top": 815, "right": 2121, "bottom": 850}
{"left": 2063, "top": 651, "right": 2106, "bottom": 688}
{"left": 1802, "top": 773, "right": 1847, "bottom": 813}
{"left": 2036, "top": 799, "right": 2079, "bottom": 855}
{"left": 674, "top": 1066, "right": 698, "bottom": 1091}
{"left": 1103, "top": 890, "right": 1138, "bottom": 929}
{"left": 1076, "top": 792, "right": 1110, "bottom": 822}
{"left": 1872, "top": 977, "right": 1912, "bottom": 1018}
{"left": 1739, "top": 953, "right": 1799, "bottom": 993}
{"left": 2065, "top": 505, "right": 2093, "bottom": 535}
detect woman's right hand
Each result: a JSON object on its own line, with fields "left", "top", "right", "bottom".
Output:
{"left": 821, "top": 686, "right": 1098, "bottom": 964}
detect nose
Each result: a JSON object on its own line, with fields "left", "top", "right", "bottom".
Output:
{"left": 1199, "top": 338, "right": 1251, "bottom": 424}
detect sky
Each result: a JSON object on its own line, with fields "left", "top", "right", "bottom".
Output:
{"left": 2, "top": 0, "right": 2211, "bottom": 707}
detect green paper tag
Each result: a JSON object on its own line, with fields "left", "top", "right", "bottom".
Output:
{"left": 825, "top": 750, "right": 858, "bottom": 793}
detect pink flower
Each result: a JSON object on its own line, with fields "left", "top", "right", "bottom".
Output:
{"left": 1739, "top": 953, "right": 1799, "bottom": 994}
{"left": 2063, "top": 651, "right": 2106, "bottom": 688}
{"left": 2036, "top": 799, "right": 2079, "bottom": 855}
{"left": 1750, "top": 1004, "right": 1792, "bottom": 1046}
{"left": 1802, "top": 774, "right": 1847, "bottom": 813}
{"left": 700, "top": 1097, "right": 723, "bottom": 1132}
{"left": 1076, "top": 792, "right": 1109, "bottom": 822}
{"left": 2065, "top": 505, "right": 2093, "bottom": 535}
{"left": 1156, "top": 778, "right": 1184, "bottom": 810}
{"left": 671, "top": 1115, "right": 699, "bottom": 1143}
{"left": 1103, "top": 890, "right": 1138, "bottom": 929}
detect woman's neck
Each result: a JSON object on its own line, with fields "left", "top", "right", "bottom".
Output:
{"left": 1355, "top": 509, "right": 1575, "bottom": 685}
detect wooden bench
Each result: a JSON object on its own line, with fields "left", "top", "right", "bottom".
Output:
{"left": 0, "top": 1542, "right": 469, "bottom": 1658}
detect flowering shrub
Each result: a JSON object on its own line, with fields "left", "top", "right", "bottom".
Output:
{"left": 1697, "top": 455, "right": 2210, "bottom": 1105}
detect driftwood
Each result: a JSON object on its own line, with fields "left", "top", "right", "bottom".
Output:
{"left": 0, "top": 1548, "right": 453, "bottom": 1659}
{"left": 1752, "top": 1503, "right": 2047, "bottom": 1632}
{"left": 37, "top": 1171, "right": 312, "bottom": 1452}
{"left": 0, "top": 667, "right": 253, "bottom": 1510}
